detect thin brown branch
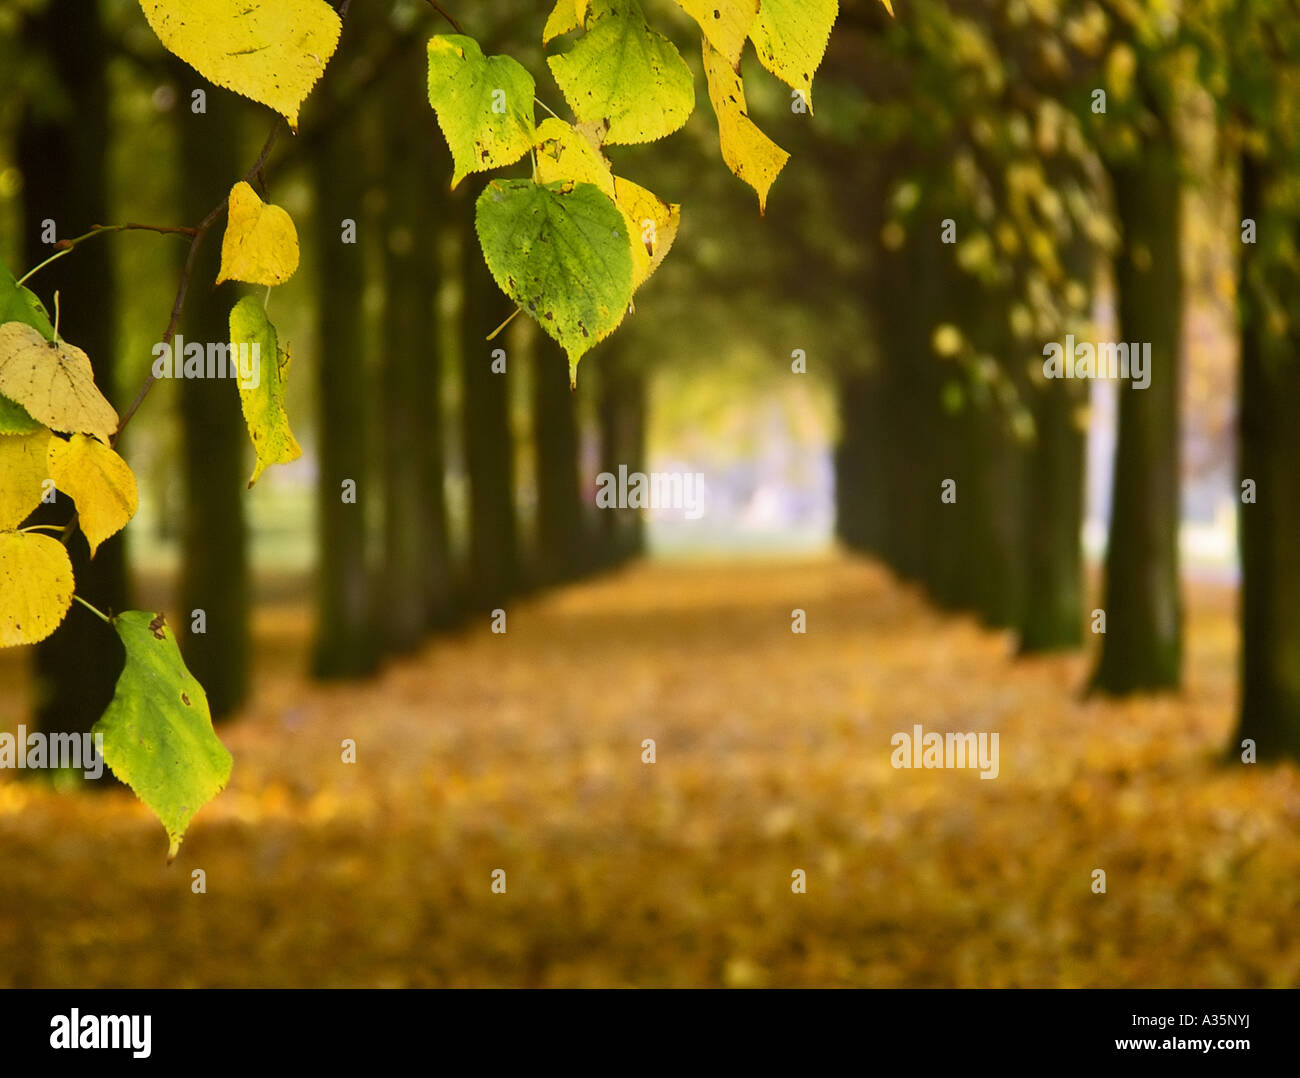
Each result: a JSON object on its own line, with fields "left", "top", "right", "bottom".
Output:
{"left": 423, "top": 0, "right": 464, "bottom": 34}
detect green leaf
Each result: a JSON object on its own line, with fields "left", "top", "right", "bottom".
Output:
{"left": 93, "top": 611, "right": 233, "bottom": 862}
{"left": 0, "top": 259, "right": 55, "bottom": 338}
{"left": 476, "top": 178, "right": 634, "bottom": 379}
{"left": 229, "top": 296, "right": 302, "bottom": 487}
{"left": 427, "top": 34, "right": 537, "bottom": 187}
{"left": 547, "top": 0, "right": 696, "bottom": 145}
{"left": 0, "top": 261, "right": 54, "bottom": 431}
{"left": 0, "top": 394, "right": 42, "bottom": 435}
{"left": 748, "top": 0, "right": 839, "bottom": 111}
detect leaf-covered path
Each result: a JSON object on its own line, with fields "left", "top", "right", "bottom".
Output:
{"left": 1, "top": 554, "right": 1297, "bottom": 987}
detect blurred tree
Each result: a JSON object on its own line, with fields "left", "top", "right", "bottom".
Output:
{"left": 310, "top": 16, "right": 380, "bottom": 678}
{"left": 1089, "top": 89, "right": 1184, "bottom": 694}
{"left": 172, "top": 64, "right": 250, "bottom": 719}
{"left": 532, "top": 337, "right": 587, "bottom": 583}
{"left": 458, "top": 205, "right": 520, "bottom": 607}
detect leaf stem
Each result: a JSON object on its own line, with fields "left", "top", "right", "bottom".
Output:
{"left": 422, "top": 0, "right": 464, "bottom": 33}
{"left": 18, "top": 524, "right": 66, "bottom": 535}
{"left": 72, "top": 594, "right": 112, "bottom": 624}
{"left": 486, "top": 307, "right": 522, "bottom": 341}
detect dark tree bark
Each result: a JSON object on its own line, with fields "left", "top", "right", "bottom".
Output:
{"left": 377, "top": 56, "right": 451, "bottom": 651}
{"left": 17, "top": 0, "right": 128, "bottom": 746}
{"left": 310, "top": 72, "right": 378, "bottom": 678}
{"left": 596, "top": 347, "right": 647, "bottom": 566}
{"left": 532, "top": 343, "right": 587, "bottom": 584}
{"left": 1234, "top": 150, "right": 1300, "bottom": 759}
{"left": 459, "top": 214, "right": 520, "bottom": 608}
{"left": 1089, "top": 129, "right": 1184, "bottom": 695}
{"left": 173, "top": 73, "right": 250, "bottom": 720}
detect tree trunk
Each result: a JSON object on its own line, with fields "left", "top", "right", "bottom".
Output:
{"left": 532, "top": 341, "right": 586, "bottom": 584}
{"left": 310, "top": 87, "right": 378, "bottom": 678}
{"left": 17, "top": 0, "right": 128, "bottom": 749}
{"left": 174, "top": 74, "right": 250, "bottom": 720}
{"left": 1089, "top": 134, "right": 1184, "bottom": 694}
{"left": 1234, "top": 150, "right": 1300, "bottom": 759}
{"left": 459, "top": 216, "right": 519, "bottom": 608}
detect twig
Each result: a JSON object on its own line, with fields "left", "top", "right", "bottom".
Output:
{"left": 423, "top": 0, "right": 464, "bottom": 33}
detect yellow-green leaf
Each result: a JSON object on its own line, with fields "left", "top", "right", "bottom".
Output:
{"left": 229, "top": 296, "right": 301, "bottom": 487}
{"left": 217, "top": 181, "right": 300, "bottom": 287}
{"left": 544, "top": 0, "right": 580, "bottom": 44}
{"left": 137, "top": 0, "right": 341, "bottom": 129}
{"left": 0, "top": 531, "right": 74, "bottom": 648}
{"left": 748, "top": 0, "right": 839, "bottom": 111}
{"left": 93, "top": 610, "right": 233, "bottom": 861}
{"left": 48, "top": 434, "right": 138, "bottom": 557}
{"left": 427, "top": 35, "right": 537, "bottom": 188}
{"left": 701, "top": 40, "right": 790, "bottom": 213}
{"left": 533, "top": 120, "right": 678, "bottom": 292}
{"left": 547, "top": 0, "right": 696, "bottom": 146}
{"left": 0, "top": 321, "right": 118, "bottom": 444}
{"left": 676, "top": 0, "right": 759, "bottom": 66}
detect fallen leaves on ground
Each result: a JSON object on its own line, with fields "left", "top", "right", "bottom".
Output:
{"left": 0, "top": 554, "right": 1295, "bottom": 987}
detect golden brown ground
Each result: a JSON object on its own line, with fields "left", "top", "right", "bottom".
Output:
{"left": 0, "top": 554, "right": 1296, "bottom": 987}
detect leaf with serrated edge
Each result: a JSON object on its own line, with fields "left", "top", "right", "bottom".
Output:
{"left": 0, "top": 321, "right": 118, "bottom": 443}
{"left": 137, "top": 0, "right": 340, "bottom": 129}
{"left": 0, "top": 531, "right": 73, "bottom": 648}
{"left": 217, "top": 181, "right": 300, "bottom": 287}
{"left": 48, "top": 434, "right": 138, "bottom": 557}
{"left": 544, "top": 0, "right": 580, "bottom": 44}
{"left": 427, "top": 35, "right": 536, "bottom": 187}
{"left": 547, "top": 0, "right": 695, "bottom": 146}
{"left": 702, "top": 39, "right": 789, "bottom": 213}
{"left": 94, "top": 611, "right": 233, "bottom": 861}
{"left": 476, "top": 179, "right": 634, "bottom": 380}
{"left": 747, "top": 0, "right": 839, "bottom": 112}
{"left": 0, "top": 429, "right": 52, "bottom": 530}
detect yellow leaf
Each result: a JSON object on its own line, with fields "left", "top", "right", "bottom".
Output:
{"left": 217, "top": 182, "right": 300, "bottom": 287}
{"left": 48, "top": 434, "right": 138, "bottom": 557}
{"left": 576, "top": 0, "right": 591, "bottom": 24}
{"left": 535, "top": 118, "right": 616, "bottom": 197}
{"left": 0, "top": 429, "right": 52, "bottom": 531}
{"left": 676, "top": 0, "right": 759, "bottom": 66}
{"left": 881, "top": 0, "right": 895, "bottom": 14}
{"left": 701, "top": 40, "right": 789, "bottom": 213}
{"left": 0, "top": 321, "right": 118, "bottom": 444}
{"left": 544, "top": 0, "right": 580, "bottom": 44}
{"left": 137, "top": 0, "right": 341, "bottom": 129}
{"left": 612, "top": 176, "right": 680, "bottom": 288}
{"left": 0, "top": 531, "right": 74, "bottom": 648}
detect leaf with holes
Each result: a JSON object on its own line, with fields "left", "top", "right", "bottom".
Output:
{"left": 676, "top": 0, "right": 759, "bottom": 66}
{"left": 747, "top": 0, "right": 839, "bottom": 111}
{"left": 547, "top": 0, "right": 695, "bottom": 146}
{"left": 94, "top": 610, "right": 233, "bottom": 861}
{"left": 427, "top": 34, "right": 536, "bottom": 187}
{"left": 476, "top": 178, "right": 634, "bottom": 380}
{"left": 702, "top": 39, "right": 789, "bottom": 212}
